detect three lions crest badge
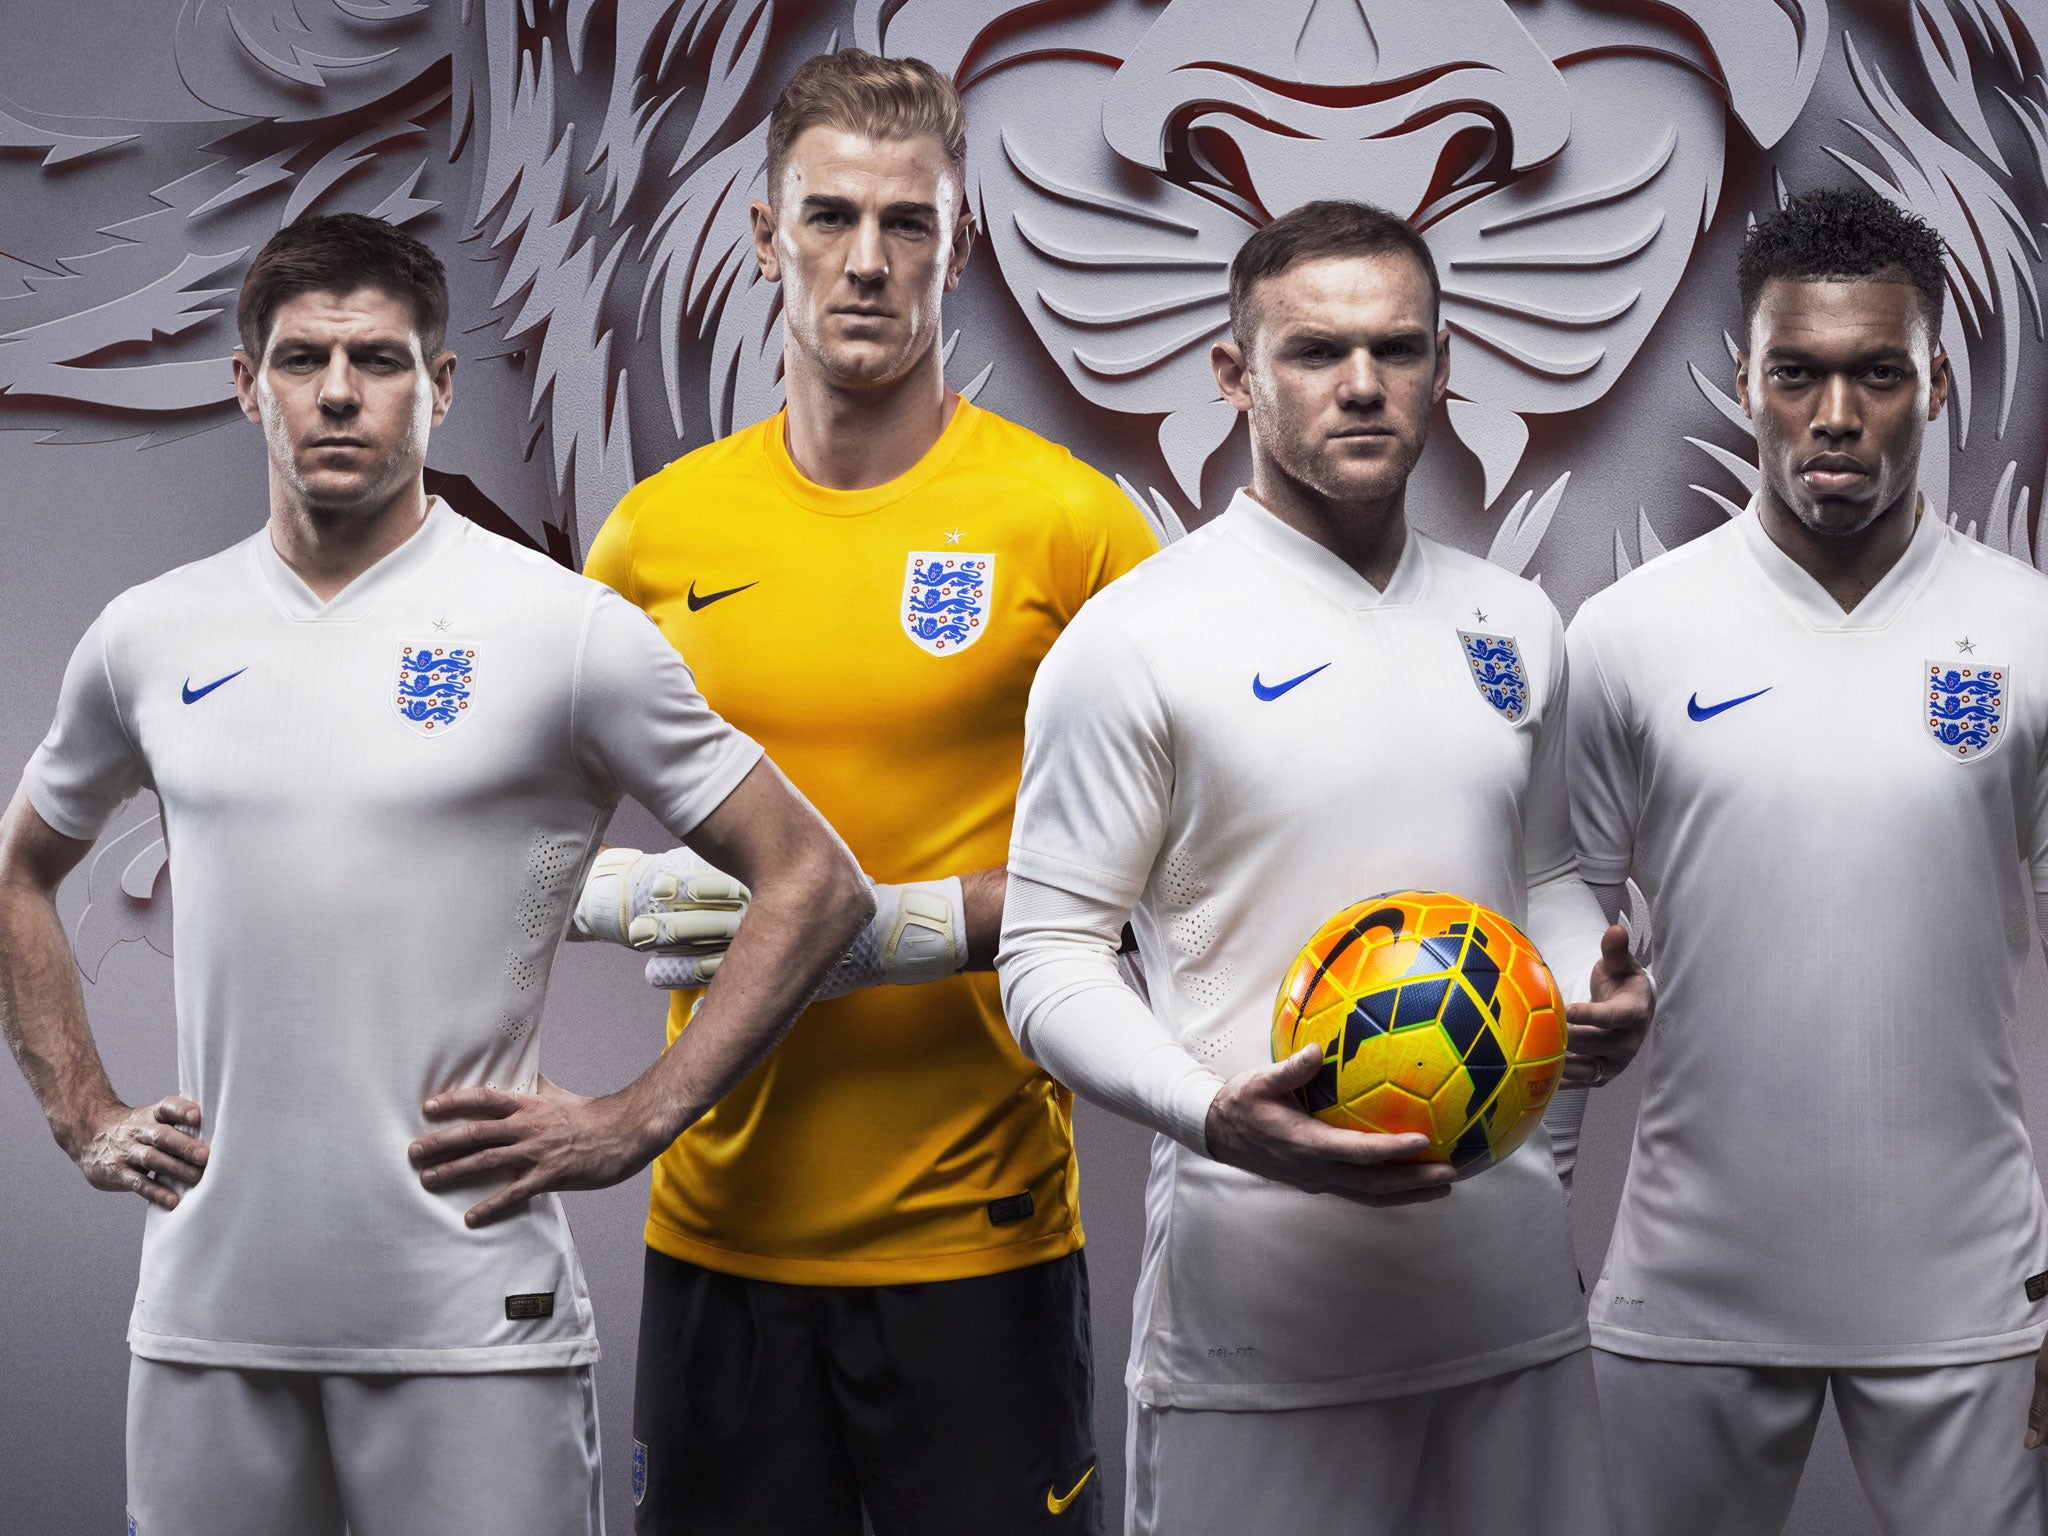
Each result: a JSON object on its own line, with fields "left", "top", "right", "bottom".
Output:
{"left": 394, "top": 643, "right": 476, "bottom": 736}
{"left": 1458, "top": 631, "right": 1529, "bottom": 723}
{"left": 901, "top": 553, "right": 994, "bottom": 656}
{"left": 1926, "top": 661, "right": 2006, "bottom": 759}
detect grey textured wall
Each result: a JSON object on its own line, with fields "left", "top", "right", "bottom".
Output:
{"left": 6, "top": 2, "right": 2048, "bottom": 1531}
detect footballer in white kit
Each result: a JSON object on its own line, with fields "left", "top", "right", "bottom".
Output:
{"left": 1568, "top": 187, "right": 2048, "bottom": 1534}
{"left": 998, "top": 201, "right": 1650, "bottom": 1536}
{"left": 0, "top": 215, "right": 871, "bottom": 1536}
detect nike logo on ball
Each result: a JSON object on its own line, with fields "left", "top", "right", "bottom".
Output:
{"left": 1687, "top": 687, "right": 1771, "bottom": 721}
{"left": 181, "top": 669, "right": 247, "bottom": 704}
{"left": 1253, "top": 663, "right": 1330, "bottom": 701}
{"left": 686, "top": 580, "right": 758, "bottom": 611}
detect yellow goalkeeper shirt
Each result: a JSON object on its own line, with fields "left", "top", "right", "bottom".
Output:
{"left": 583, "top": 399, "right": 1158, "bottom": 1284}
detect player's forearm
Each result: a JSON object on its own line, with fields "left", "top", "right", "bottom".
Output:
{"left": 998, "top": 874, "right": 1221, "bottom": 1151}
{"left": 617, "top": 843, "right": 874, "bottom": 1144}
{"left": 0, "top": 869, "right": 119, "bottom": 1155}
{"left": 1525, "top": 867, "right": 1608, "bottom": 1007}
{"left": 959, "top": 864, "right": 1006, "bottom": 970}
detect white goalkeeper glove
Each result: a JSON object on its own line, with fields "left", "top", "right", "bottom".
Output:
{"left": 645, "top": 873, "right": 968, "bottom": 995}
{"left": 801, "top": 874, "right": 968, "bottom": 999}
{"left": 572, "top": 846, "right": 750, "bottom": 990}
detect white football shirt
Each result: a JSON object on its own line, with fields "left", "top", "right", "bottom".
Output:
{"left": 1569, "top": 500, "right": 2048, "bottom": 1366}
{"left": 1001, "top": 490, "right": 1605, "bottom": 1409}
{"left": 22, "top": 500, "right": 762, "bottom": 1372}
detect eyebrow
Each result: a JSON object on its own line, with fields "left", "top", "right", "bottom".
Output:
{"left": 1761, "top": 342, "right": 1916, "bottom": 364}
{"left": 267, "top": 334, "right": 414, "bottom": 354}
{"left": 1275, "top": 325, "right": 1432, "bottom": 348}
{"left": 798, "top": 194, "right": 940, "bottom": 219}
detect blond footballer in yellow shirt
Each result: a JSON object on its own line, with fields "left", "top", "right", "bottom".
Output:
{"left": 575, "top": 51, "right": 1153, "bottom": 1536}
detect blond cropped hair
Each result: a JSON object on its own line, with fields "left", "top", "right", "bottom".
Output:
{"left": 766, "top": 48, "right": 968, "bottom": 204}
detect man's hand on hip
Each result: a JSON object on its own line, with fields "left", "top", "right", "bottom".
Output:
{"left": 409, "top": 1077, "right": 660, "bottom": 1228}
{"left": 67, "top": 1094, "right": 208, "bottom": 1210}
{"left": 1203, "top": 1045, "right": 1456, "bottom": 1207}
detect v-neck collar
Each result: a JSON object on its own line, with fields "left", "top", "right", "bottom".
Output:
{"left": 254, "top": 497, "right": 463, "bottom": 623}
{"left": 1736, "top": 494, "right": 1944, "bottom": 632}
{"left": 1219, "top": 488, "right": 1427, "bottom": 612}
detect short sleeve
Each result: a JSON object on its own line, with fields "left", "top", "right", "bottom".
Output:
{"left": 1058, "top": 464, "right": 1159, "bottom": 617}
{"left": 570, "top": 588, "right": 763, "bottom": 841}
{"left": 1522, "top": 604, "right": 1577, "bottom": 888}
{"left": 1008, "top": 605, "right": 1172, "bottom": 908}
{"left": 21, "top": 607, "right": 148, "bottom": 842}
{"left": 1564, "top": 612, "right": 1641, "bottom": 885}
{"left": 580, "top": 481, "right": 646, "bottom": 605}
{"left": 2029, "top": 718, "right": 2048, "bottom": 895}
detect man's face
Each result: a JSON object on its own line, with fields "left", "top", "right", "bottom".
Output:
{"left": 1215, "top": 252, "right": 1449, "bottom": 509}
{"left": 751, "top": 127, "right": 974, "bottom": 389}
{"left": 1737, "top": 277, "right": 1949, "bottom": 537}
{"left": 233, "top": 286, "right": 454, "bottom": 517}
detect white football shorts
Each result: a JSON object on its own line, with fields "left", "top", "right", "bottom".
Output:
{"left": 1126, "top": 1346, "right": 1614, "bottom": 1536}
{"left": 125, "top": 1356, "right": 603, "bottom": 1536}
{"left": 1594, "top": 1348, "right": 2048, "bottom": 1536}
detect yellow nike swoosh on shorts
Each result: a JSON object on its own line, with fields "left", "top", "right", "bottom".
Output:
{"left": 1046, "top": 1465, "right": 1095, "bottom": 1514}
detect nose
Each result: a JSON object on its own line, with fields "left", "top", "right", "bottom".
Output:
{"left": 845, "top": 213, "right": 889, "bottom": 287}
{"left": 1335, "top": 350, "right": 1385, "bottom": 410}
{"left": 1810, "top": 374, "right": 1860, "bottom": 440}
{"left": 317, "top": 353, "right": 361, "bottom": 417}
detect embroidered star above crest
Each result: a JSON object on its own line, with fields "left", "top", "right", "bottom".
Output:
{"left": 1473, "top": 607, "right": 1488, "bottom": 624}
{"left": 432, "top": 616, "right": 451, "bottom": 633}
{"left": 945, "top": 529, "right": 964, "bottom": 545}
{"left": 1957, "top": 636, "right": 1975, "bottom": 653}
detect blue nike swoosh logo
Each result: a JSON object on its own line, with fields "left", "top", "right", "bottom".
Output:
{"left": 182, "top": 669, "right": 247, "bottom": 705}
{"left": 1253, "top": 664, "right": 1330, "bottom": 701}
{"left": 1687, "top": 687, "right": 1770, "bottom": 722}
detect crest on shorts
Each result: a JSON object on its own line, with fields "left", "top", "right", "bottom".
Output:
{"left": 632, "top": 1439, "right": 648, "bottom": 1506}
{"left": 393, "top": 642, "right": 476, "bottom": 736}
{"left": 901, "top": 553, "right": 994, "bottom": 655}
{"left": 1458, "top": 631, "right": 1529, "bottom": 722}
{"left": 1926, "top": 660, "right": 2007, "bottom": 759}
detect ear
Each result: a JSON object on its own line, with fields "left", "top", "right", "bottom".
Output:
{"left": 232, "top": 350, "right": 263, "bottom": 427}
{"left": 1927, "top": 346, "right": 1952, "bottom": 423}
{"left": 427, "top": 349, "right": 457, "bottom": 428}
{"left": 1212, "top": 338, "right": 1253, "bottom": 412}
{"left": 749, "top": 199, "right": 781, "bottom": 284}
{"left": 1734, "top": 349, "right": 1753, "bottom": 420}
{"left": 945, "top": 204, "right": 977, "bottom": 294}
{"left": 1432, "top": 327, "right": 1451, "bottom": 409}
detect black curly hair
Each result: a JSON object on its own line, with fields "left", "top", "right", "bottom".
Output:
{"left": 1737, "top": 186, "right": 1948, "bottom": 339}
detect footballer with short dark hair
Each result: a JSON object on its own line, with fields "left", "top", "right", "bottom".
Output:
{"left": 0, "top": 211, "right": 871, "bottom": 1534}
{"left": 998, "top": 196, "right": 1650, "bottom": 1536}
{"left": 1568, "top": 184, "right": 2048, "bottom": 1533}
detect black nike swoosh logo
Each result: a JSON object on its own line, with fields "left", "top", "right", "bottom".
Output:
{"left": 686, "top": 580, "right": 757, "bottom": 612}
{"left": 182, "top": 669, "right": 247, "bottom": 704}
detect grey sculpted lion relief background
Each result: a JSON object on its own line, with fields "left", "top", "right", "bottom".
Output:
{"left": 4, "top": 3, "right": 2048, "bottom": 1530}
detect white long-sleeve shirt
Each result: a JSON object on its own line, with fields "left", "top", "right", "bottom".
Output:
{"left": 998, "top": 491, "right": 1604, "bottom": 1409}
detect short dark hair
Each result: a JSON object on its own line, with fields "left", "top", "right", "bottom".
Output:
{"left": 766, "top": 49, "right": 967, "bottom": 205}
{"left": 1737, "top": 185, "right": 1947, "bottom": 338}
{"left": 236, "top": 213, "right": 450, "bottom": 359}
{"left": 1228, "top": 200, "right": 1440, "bottom": 343}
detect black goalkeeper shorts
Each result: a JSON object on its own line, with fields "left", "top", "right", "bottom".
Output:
{"left": 630, "top": 1247, "right": 1103, "bottom": 1536}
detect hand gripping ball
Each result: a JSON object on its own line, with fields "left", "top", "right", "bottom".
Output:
{"left": 1272, "top": 892, "right": 1566, "bottom": 1180}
